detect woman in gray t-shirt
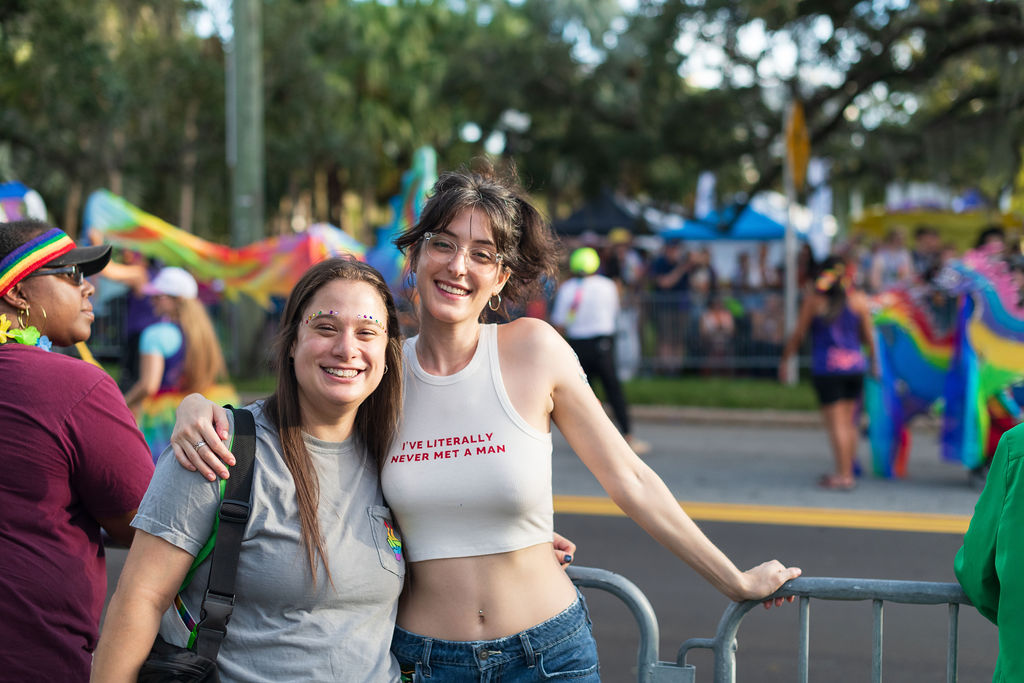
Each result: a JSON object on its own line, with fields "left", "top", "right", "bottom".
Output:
{"left": 92, "top": 259, "right": 406, "bottom": 683}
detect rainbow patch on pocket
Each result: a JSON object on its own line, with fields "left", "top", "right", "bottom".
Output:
{"left": 383, "top": 519, "right": 403, "bottom": 562}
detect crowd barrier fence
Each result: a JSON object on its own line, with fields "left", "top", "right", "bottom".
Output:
{"left": 567, "top": 566, "right": 972, "bottom": 683}
{"left": 89, "top": 288, "right": 799, "bottom": 376}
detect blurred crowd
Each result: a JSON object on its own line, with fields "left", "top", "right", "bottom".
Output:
{"left": 539, "top": 222, "right": 1023, "bottom": 377}
{"left": 85, "top": 221, "right": 1024, "bottom": 382}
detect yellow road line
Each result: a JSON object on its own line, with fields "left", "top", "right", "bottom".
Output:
{"left": 554, "top": 495, "right": 970, "bottom": 535}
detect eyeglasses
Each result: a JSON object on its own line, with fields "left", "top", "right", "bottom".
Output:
{"left": 421, "top": 232, "right": 504, "bottom": 270}
{"left": 25, "top": 265, "right": 85, "bottom": 287}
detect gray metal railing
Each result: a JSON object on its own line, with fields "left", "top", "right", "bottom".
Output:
{"left": 568, "top": 566, "right": 697, "bottom": 682}
{"left": 628, "top": 290, "right": 788, "bottom": 376}
{"left": 567, "top": 567, "right": 972, "bottom": 683}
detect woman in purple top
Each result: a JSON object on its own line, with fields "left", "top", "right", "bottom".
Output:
{"left": 780, "top": 255, "right": 877, "bottom": 491}
{"left": 0, "top": 219, "right": 154, "bottom": 682}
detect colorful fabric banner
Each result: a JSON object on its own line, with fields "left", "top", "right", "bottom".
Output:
{"left": 365, "top": 145, "right": 437, "bottom": 293}
{"left": 865, "top": 245, "right": 1024, "bottom": 475}
{"left": 83, "top": 190, "right": 367, "bottom": 307}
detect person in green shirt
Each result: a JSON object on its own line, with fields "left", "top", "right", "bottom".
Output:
{"left": 955, "top": 423, "right": 1024, "bottom": 682}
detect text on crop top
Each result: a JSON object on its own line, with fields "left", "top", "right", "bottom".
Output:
{"left": 381, "top": 324, "right": 554, "bottom": 562}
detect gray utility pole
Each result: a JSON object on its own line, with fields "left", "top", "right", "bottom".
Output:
{"left": 227, "top": 0, "right": 264, "bottom": 247}
{"left": 226, "top": 0, "right": 265, "bottom": 375}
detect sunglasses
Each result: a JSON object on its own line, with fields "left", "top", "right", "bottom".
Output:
{"left": 25, "top": 264, "right": 86, "bottom": 287}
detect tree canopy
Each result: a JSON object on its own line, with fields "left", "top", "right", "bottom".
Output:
{"left": 1, "top": 0, "right": 1021, "bottom": 239}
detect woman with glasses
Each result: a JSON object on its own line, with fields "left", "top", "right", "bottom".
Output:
{"left": 172, "top": 163, "right": 800, "bottom": 681}
{"left": 0, "top": 219, "right": 154, "bottom": 682}
{"left": 122, "top": 266, "right": 234, "bottom": 462}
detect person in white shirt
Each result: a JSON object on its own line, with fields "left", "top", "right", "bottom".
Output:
{"left": 551, "top": 247, "right": 648, "bottom": 454}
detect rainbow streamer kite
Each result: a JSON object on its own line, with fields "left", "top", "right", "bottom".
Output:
{"left": 865, "top": 245, "right": 1024, "bottom": 475}
{"left": 366, "top": 145, "right": 437, "bottom": 293}
{"left": 84, "top": 146, "right": 438, "bottom": 303}
{"left": 84, "top": 191, "right": 367, "bottom": 307}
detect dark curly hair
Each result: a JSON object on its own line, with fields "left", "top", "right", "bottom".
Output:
{"left": 393, "top": 160, "right": 560, "bottom": 319}
{"left": 0, "top": 219, "right": 51, "bottom": 260}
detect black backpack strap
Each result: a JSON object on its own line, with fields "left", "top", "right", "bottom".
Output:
{"left": 194, "top": 406, "right": 256, "bottom": 661}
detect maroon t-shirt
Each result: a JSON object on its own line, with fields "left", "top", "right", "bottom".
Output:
{"left": 0, "top": 344, "right": 154, "bottom": 681}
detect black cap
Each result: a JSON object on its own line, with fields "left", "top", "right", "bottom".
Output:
{"left": 46, "top": 241, "right": 112, "bottom": 277}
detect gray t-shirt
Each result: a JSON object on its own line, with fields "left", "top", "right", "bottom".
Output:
{"left": 133, "top": 402, "right": 404, "bottom": 682}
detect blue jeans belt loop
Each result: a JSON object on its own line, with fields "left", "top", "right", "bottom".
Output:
{"left": 576, "top": 587, "right": 593, "bottom": 627}
{"left": 519, "top": 632, "right": 536, "bottom": 668}
{"left": 421, "top": 637, "right": 433, "bottom": 678}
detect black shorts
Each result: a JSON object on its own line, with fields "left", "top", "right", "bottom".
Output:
{"left": 812, "top": 373, "right": 864, "bottom": 405}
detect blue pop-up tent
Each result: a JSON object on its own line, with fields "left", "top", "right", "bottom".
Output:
{"left": 657, "top": 204, "right": 788, "bottom": 241}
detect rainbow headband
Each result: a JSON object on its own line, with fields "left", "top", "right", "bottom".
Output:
{"left": 0, "top": 228, "right": 75, "bottom": 297}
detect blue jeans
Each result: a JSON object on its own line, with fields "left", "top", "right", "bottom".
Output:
{"left": 392, "top": 591, "right": 600, "bottom": 681}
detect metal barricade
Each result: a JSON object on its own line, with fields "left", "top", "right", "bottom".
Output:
{"left": 629, "top": 290, "right": 790, "bottom": 376}
{"left": 568, "top": 567, "right": 971, "bottom": 683}
{"left": 568, "top": 566, "right": 696, "bottom": 682}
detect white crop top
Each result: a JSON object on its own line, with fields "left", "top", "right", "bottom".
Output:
{"left": 381, "top": 324, "right": 554, "bottom": 562}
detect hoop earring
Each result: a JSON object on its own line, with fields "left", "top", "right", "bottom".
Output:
{"left": 17, "top": 306, "right": 28, "bottom": 328}
{"left": 384, "top": 364, "right": 389, "bottom": 374}
{"left": 488, "top": 293, "right": 501, "bottom": 311}
{"left": 40, "top": 305, "right": 46, "bottom": 320}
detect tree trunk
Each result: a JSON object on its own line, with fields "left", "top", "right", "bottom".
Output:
{"left": 180, "top": 99, "right": 199, "bottom": 233}
{"left": 63, "top": 180, "right": 83, "bottom": 238}
{"left": 314, "top": 166, "right": 329, "bottom": 224}
{"left": 108, "top": 129, "right": 125, "bottom": 196}
{"left": 362, "top": 182, "right": 376, "bottom": 242}
{"left": 327, "top": 163, "right": 343, "bottom": 227}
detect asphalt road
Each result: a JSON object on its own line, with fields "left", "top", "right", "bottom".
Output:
{"left": 553, "top": 413, "right": 982, "bottom": 515}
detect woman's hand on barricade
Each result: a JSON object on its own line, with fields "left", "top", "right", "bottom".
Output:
{"left": 739, "top": 560, "right": 801, "bottom": 608}
{"left": 553, "top": 532, "right": 576, "bottom": 569}
{"left": 170, "top": 394, "right": 233, "bottom": 481}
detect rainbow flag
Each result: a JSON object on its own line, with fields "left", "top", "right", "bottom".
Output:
{"left": 866, "top": 246, "right": 1024, "bottom": 474}
{"left": 866, "top": 287, "right": 955, "bottom": 476}
{"left": 83, "top": 191, "right": 367, "bottom": 307}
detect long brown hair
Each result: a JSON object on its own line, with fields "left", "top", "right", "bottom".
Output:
{"left": 394, "top": 160, "right": 560, "bottom": 319}
{"left": 167, "top": 297, "right": 227, "bottom": 393}
{"left": 264, "top": 258, "right": 403, "bottom": 582}
{"left": 813, "top": 255, "right": 851, "bottom": 321}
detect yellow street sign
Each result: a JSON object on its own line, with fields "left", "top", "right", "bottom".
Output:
{"left": 786, "top": 100, "right": 811, "bottom": 192}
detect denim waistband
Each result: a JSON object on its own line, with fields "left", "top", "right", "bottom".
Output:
{"left": 391, "top": 591, "right": 591, "bottom": 671}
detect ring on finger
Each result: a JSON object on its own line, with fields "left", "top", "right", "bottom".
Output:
{"left": 194, "top": 440, "right": 207, "bottom": 450}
